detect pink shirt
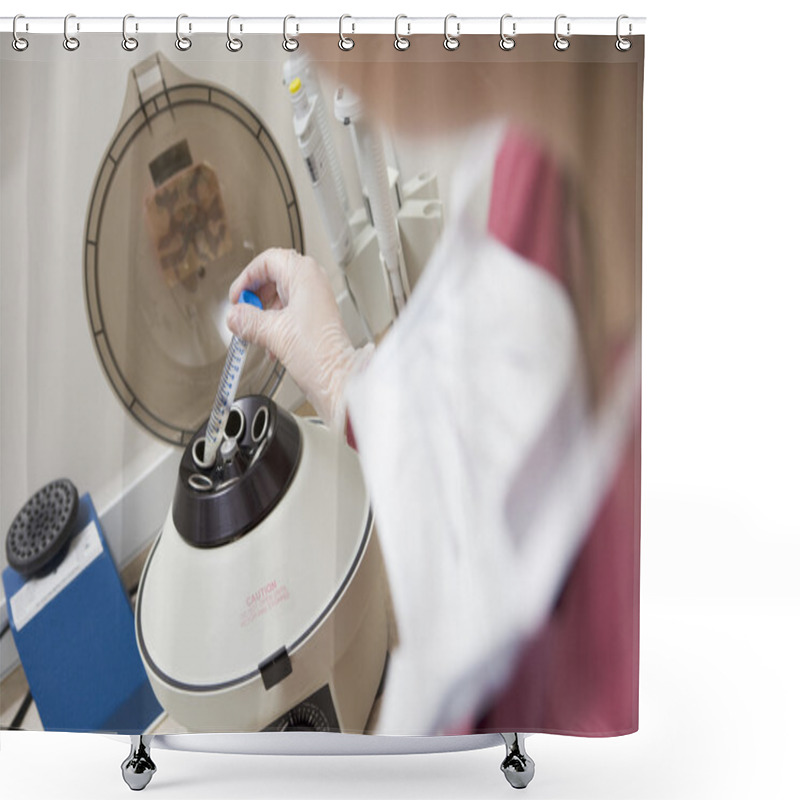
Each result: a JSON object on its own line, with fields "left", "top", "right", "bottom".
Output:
{"left": 475, "top": 127, "right": 641, "bottom": 736}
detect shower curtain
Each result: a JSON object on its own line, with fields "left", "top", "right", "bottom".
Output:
{"left": 0, "top": 23, "right": 643, "bottom": 740}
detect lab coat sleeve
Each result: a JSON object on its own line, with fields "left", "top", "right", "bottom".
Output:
{"left": 346, "top": 215, "right": 589, "bottom": 734}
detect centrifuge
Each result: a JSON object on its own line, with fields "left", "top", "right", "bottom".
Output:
{"left": 82, "top": 53, "right": 391, "bottom": 733}
{"left": 135, "top": 395, "right": 390, "bottom": 732}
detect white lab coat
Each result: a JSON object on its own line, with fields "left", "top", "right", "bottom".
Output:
{"left": 347, "top": 126, "right": 637, "bottom": 734}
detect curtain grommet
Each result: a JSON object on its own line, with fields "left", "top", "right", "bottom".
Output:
{"left": 121, "top": 14, "right": 139, "bottom": 51}
{"left": 339, "top": 14, "right": 355, "bottom": 51}
{"left": 394, "top": 14, "right": 410, "bottom": 51}
{"left": 443, "top": 14, "right": 460, "bottom": 51}
{"left": 499, "top": 14, "right": 516, "bottom": 50}
{"left": 12, "top": 14, "right": 29, "bottom": 52}
{"left": 282, "top": 15, "right": 299, "bottom": 51}
{"left": 553, "top": 14, "right": 570, "bottom": 51}
{"left": 226, "top": 15, "right": 243, "bottom": 52}
{"left": 175, "top": 14, "right": 192, "bottom": 51}
{"left": 616, "top": 15, "right": 632, "bottom": 51}
{"left": 63, "top": 13, "right": 80, "bottom": 51}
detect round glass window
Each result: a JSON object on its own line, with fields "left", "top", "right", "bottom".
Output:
{"left": 85, "top": 55, "right": 302, "bottom": 445}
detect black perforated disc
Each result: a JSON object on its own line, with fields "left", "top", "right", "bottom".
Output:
{"left": 6, "top": 479, "right": 80, "bottom": 578}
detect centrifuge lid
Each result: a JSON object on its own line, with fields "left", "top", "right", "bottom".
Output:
{"left": 84, "top": 53, "right": 303, "bottom": 445}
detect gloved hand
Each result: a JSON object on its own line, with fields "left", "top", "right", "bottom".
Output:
{"left": 227, "top": 248, "right": 373, "bottom": 432}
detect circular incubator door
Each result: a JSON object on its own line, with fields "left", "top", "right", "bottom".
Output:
{"left": 84, "top": 53, "right": 303, "bottom": 445}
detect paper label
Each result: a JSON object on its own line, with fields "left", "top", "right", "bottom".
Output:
{"left": 144, "top": 163, "right": 232, "bottom": 288}
{"left": 240, "top": 580, "right": 290, "bottom": 629}
{"left": 9, "top": 520, "right": 104, "bottom": 632}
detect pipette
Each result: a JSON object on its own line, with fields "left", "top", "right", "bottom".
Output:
{"left": 197, "top": 290, "right": 263, "bottom": 468}
{"left": 333, "top": 86, "right": 409, "bottom": 314}
{"left": 288, "top": 77, "right": 354, "bottom": 266}
{"left": 283, "top": 53, "right": 351, "bottom": 221}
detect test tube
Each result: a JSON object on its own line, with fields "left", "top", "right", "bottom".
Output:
{"left": 197, "top": 290, "right": 263, "bottom": 468}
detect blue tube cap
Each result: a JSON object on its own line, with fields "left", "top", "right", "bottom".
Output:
{"left": 238, "top": 290, "right": 263, "bottom": 310}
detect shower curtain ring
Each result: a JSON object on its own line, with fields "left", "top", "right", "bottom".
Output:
{"left": 616, "top": 15, "right": 632, "bottom": 51}
{"left": 122, "top": 15, "right": 139, "bottom": 51}
{"left": 394, "top": 15, "right": 410, "bottom": 51}
{"left": 499, "top": 14, "right": 516, "bottom": 50}
{"left": 553, "top": 14, "right": 570, "bottom": 51}
{"left": 63, "top": 14, "right": 80, "bottom": 51}
{"left": 226, "top": 15, "right": 243, "bottom": 52}
{"left": 175, "top": 14, "right": 192, "bottom": 51}
{"left": 443, "top": 14, "right": 460, "bottom": 51}
{"left": 339, "top": 15, "right": 355, "bottom": 51}
{"left": 283, "top": 15, "right": 299, "bottom": 51}
{"left": 12, "top": 15, "right": 29, "bottom": 52}
{"left": 283, "top": 14, "right": 300, "bottom": 53}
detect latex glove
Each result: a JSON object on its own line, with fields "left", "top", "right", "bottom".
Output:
{"left": 227, "top": 248, "right": 373, "bottom": 432}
